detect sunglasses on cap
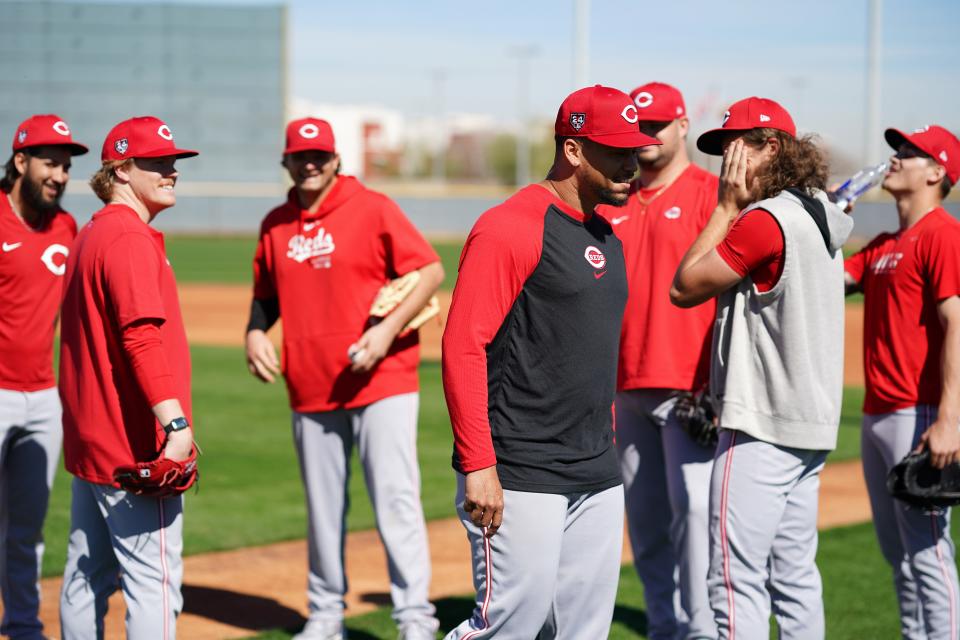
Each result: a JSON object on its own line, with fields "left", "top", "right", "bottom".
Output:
{"left": 894, "top": 144, "right": 932, "bottom": 161}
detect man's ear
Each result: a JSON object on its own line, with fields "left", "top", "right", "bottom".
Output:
{"left": 12, "top": 151, "right": 29, "bottom": 176}
{"left": 113, "top": 161, "right": 133, "bottom": 184}
{"left": 563, "top": 138, "right": 584, "bottom": 168}
{"left": 927, "top": 161, "right": 947, "bottom": 188}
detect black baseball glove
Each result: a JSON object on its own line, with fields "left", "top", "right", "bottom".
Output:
{"left": 674, "top": 390, "right": 718, "bottom": 448}
{"left": 887, "top": 450, "right": 960, "bottom": 511}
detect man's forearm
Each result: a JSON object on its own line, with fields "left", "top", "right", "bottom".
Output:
{"left": 377, "top": 261, "right": 444, "bottom": 337}
{"left": 938, "top": 315, "right": 960, "bottom": 426}
{"left": 676, "top": 204, "right": 737, "bottom": 281}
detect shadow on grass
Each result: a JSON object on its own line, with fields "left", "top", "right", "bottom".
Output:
{"left": 429, "top": 595, "right": 649, "bottom": 636}
{"left": 182, "top": 584, "right": 306, "bottom": 632}
{"left": 612, "top": 603, "right": 648, "bottom": 636}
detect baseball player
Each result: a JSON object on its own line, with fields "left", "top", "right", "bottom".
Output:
{"left": 671, "top": 97, "right": 853, "bottom": 639}
{"left": 0, "top": 114, "right": 85, "bottom": 639}
{"left": 844, "top": 125, "right": 960, "bottom": 639}
{"left": 600, "top": 82, "right": 719, "bottom": 640}
{"left": 442, "top": 85, "right": 660, "bottom": 639}
{"left": 58, "top": 116, "right": 198, "bottom": 639}
{"left": 244, "top": 118, "right": 443, "bottom": 640}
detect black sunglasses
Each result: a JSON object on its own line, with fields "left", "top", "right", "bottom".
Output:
{"left": 894, "top": 144, "right": 931, "bottom": 160}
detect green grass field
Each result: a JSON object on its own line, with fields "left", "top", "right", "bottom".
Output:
{"left": 166, "top": 235, "right": 464, "bottom": 290}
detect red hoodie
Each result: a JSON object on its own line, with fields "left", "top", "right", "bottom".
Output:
{"left": 253, "top": 176, "right": 440, "bottom": 412}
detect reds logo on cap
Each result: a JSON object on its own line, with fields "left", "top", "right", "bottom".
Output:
{"left": 584, "top": 245, "right": 606, "bottom": 269}
{"left": 634, "top": 92, "right": 654, "bottom": 108}
{"left": 299, "top": 123, "right": 320, "bottom": 139}
{"left": 157, "top": 125, "right": 173, "bottom": 140}
{"left": 52, "top": 121, "right": 70, "bottom": 136}
{"left": 620, "top": 104, "right": 639, "bottom": 124}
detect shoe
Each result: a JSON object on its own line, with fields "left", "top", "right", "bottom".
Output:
{"left": 397, "top": 620, "right": 440, "bottom": 640}
{"left": 293, "top": 620, "right": 348, "bottom": 640}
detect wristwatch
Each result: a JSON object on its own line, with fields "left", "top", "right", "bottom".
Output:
{"left": 163, "top": 417, "right": 190, "bottom": 435}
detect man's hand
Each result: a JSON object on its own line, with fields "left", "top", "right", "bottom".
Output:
{"left": 463, "top": 466, "right": 504, "bottom": 537}
{"left": 163, "top": 427, "right": 195, "bottom": 462}
{"left": 348, "top": 322, "right": 395, "bottom": 373}
{"left": 917, "top": 418, "right": 960, "bottom": 469}
{"left": 718, "top": 138, "right": 756, "bottom": 213}
{"left": 246, "top": 329, "right": 280, "bottom": 383}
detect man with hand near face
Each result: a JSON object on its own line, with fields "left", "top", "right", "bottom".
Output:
{"left": 0, "top": 114, "right": 86, "bottom": 640}
{"left": 245, "top": 118, "right": 443, "bottom": 640}
{"left": 671, "top": 97, "right": 853, "bottom": 639}
{"left": 845, "top": 125, "right": 960, "bottom": 640}
{"left": 601, "top": 82, "right": 719, "bottom": 640}
{"left": 59, "top": 116, "right": 199, "bottom": 638}
{"left": 442, "top": 85, "right": 660, "bottom": 639}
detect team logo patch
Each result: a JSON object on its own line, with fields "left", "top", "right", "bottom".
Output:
{"left": 16, "top": 129, "right": 26, "bottom": 144}
{"left": 634, "top": 92, "right": 653, "bottom": 108}
{"left": 157, "top": 125, "right": 173, "bottom": 140}
{"left": 721, "top": 110, "right": 731, "bottom": 126}
{"left": 584, "top": 245, "right": 606, "bottom": 269}
{"left": 664, "top": 206, "right": 682, "bottom": 220}
{"left": 569, "top": 113, "right": 586, "bottom": 132}
{"left": 621, "top": 104, "right": 638, "bottom": 124}
{"left": 52, "top": 120, "right": 70, "bottom": 136}
{"left": 299, "top": 123, "right": 320, "bottom": 138}
{"left": 41, "top": 244, "right": 69, "bottom": 276}
{"left": 114, "top": 138, "right": 129, "bottom": 155}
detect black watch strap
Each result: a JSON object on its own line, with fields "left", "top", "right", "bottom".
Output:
{"left": 163, "top": 417, "right": 190, "bottom": 435}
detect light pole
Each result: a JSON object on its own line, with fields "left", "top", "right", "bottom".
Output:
{"left": 865, "top": 0, "right": 882, "bottom": 165}
{"left": 509, "top": 45, "right": 538, "bottom": 187}
{"left": 432, "top": 68, "right": 446, "bottom": 183}
{"left": 573, "top": 0, "right": 590, "bottom": 89}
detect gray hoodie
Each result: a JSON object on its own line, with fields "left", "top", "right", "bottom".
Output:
{"left": 709, "top": 188, "right": 854, "bottom": 450}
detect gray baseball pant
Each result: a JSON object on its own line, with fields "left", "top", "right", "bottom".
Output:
{"left": 615, "top": 389, "right": 716, "bottom": 640}
{"left": 862, "top": 405, "right": 960, "bottom": 640}
{"left": 292, "top": 392, "right": 437, "bottom": 631}
{"left": 444, "top": 475, "right": 624, "bottom": 639}
{"left": 59, "top": 477, "right": 184, "bottom": 640}
{"left": 0, "top": 387, "right": 62, "bottom": 640}
{"left": 707, "top": 429, "right": 827, "bottom": 640}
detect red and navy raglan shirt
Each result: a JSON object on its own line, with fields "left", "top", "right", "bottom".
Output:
{"left": 442, "top": 184, "right": 628, "bottom": 494}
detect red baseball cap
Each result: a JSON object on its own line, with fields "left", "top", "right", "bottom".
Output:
{"left": 696, "top": 97, "right": 797, "bottom": 156}
{"left": 12, "top": 114, "right": 88, "bottom": 156}
{"left": 630, "top": 82, "right": 686, "bottom": 122}
{"left": 885, "top": 125, "right": 960, "bottom": 184}
{"left": 101, "top": 116, "right": 198, "bottom": 162}
{"left": 284, "top": 118, "right": 336, "bottom": 155}
{"left": 555, "top": 85, "right": 661, "bottom": 149}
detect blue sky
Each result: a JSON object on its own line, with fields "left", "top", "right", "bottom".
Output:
{"left": 73, "top": 0, "right": 960, "bottom": 165}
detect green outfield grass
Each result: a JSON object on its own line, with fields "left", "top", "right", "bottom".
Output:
{"left": 247, "top": 519, "right": 950, "bottom": 639}
{"left": 41, "top": 344, "right": 867, "bottom": 577}
{"left": 165, "top": 235, "right": 464, "bottom": 290}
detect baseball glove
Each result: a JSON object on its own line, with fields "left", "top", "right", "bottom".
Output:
{"left": 887, "top": 450, "right": 960, "bottom": 510}
{"left": 674, "top": 390, "right": 719, "bottom": 448}
{"left": 113, "top": 447, "right": 199, "bottom": 498}
{"left": 369, "top": 270, "right": 439, "bottom": 334}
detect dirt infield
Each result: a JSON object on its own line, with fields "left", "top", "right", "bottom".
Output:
{"left": 23, "top": 286, "right": 871, "bottom": 638}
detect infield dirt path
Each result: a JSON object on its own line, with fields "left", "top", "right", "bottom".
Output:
{"left": 26, "top": 285, "right": 871, "bottom": 639}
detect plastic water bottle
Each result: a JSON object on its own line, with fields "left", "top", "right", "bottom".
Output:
{"left": 830, "top": 162, "right": 889, "bottom": 210}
